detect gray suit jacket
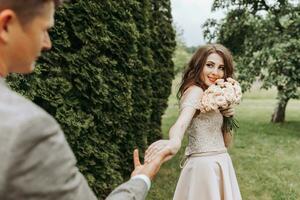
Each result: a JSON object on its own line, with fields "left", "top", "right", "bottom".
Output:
{"left": 0, "top": 78, "right": 148, "bottom": 200}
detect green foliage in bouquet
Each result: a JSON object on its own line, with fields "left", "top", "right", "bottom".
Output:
{"left": 222, "top": 116, "right": 240, "bottom": 133}
{"left": 7, "top": 0, "right": 175, "bottom": 199}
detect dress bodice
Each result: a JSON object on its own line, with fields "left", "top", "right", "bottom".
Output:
{"left": 179, "top": 86, "right": 226, "bottom": 156}
{"left": 184, "top": 111, "right": 226, "bottom": 155}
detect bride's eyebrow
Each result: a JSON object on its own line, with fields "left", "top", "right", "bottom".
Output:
{"left": 207, "top": 60, "right": 224, "bottom": 66}
{"left": 206, "top": 60, "right": 215, "bottom": 64}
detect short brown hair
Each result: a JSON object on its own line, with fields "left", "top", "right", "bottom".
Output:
{"left": 0, "top": 0, "right": 63, "bottom": 25}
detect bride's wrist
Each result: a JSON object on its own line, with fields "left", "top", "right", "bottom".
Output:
{"left": 169, "top": 138, "right": 181, "bottom": 149}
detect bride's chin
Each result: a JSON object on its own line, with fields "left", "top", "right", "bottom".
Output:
{"left": 205, "top": 81, "right": 213, "bottom": 86}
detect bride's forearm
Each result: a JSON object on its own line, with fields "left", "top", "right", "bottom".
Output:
{"left": 168, "top": 106, "right": 195, "bottom": 149}
{"left": 168, "top": 123, "right": 188, "bottom": 145}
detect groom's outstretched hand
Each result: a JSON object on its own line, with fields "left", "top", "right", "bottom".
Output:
{"left": 131, "top": 148, "right": 171, "bottom": 180}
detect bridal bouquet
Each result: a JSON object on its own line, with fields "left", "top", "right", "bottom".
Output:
{"left": 199, "top": 78, "right": 242, "bottom": 133}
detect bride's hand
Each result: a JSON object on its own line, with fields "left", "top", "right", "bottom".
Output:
{"left": 145, "top": 139, "right": 181, "bottom": 163}
{"left": 220, "top": 105, "right": 235, "bottom": 117}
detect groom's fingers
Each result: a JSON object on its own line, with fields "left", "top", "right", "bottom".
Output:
{"left": 133, "top": 149, "right": 141, "bottom": 168}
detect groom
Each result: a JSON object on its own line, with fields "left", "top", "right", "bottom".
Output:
{"left": 0, "top": 0, "right": 170, "bottom": 199}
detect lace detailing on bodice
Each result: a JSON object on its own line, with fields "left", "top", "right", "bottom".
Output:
{"left": 179, "top": 86, "right": 226, "bottom": 155}
{"left": 185, "top": 111, "right": 226, "bottom": 155}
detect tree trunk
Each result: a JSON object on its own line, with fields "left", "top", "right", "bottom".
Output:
{"left": 271, "top": 97, "right": 289, "bottom": 123}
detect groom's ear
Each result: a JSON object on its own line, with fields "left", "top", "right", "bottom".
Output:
{"left": 0, "top": 9, "right": 17, "bottom": 44}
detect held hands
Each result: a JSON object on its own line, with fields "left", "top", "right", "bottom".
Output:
{"left": 131, "top": 148, "right": 171, "bottom": 180}
{"left": 220, "top": 105, "right": 235, "bottom": 117}
{"left": 144, "top": 139, "right": 181, "bottom": 163}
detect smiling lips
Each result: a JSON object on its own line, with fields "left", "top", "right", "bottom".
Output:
{"left": 208, "top": 76, "right": 218, "bottom": 83}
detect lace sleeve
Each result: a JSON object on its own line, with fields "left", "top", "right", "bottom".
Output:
{"left": 180, "top": 86, "right": 203, "bottom": 110}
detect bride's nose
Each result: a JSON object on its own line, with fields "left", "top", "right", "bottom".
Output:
{"left": 211, "top": 67, "right": 219, "bottom": 76}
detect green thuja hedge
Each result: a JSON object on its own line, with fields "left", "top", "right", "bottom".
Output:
{"left": 8, "top": 0, "right": 175, "bottom": 198}
{"left": 149, "top": 0, "right": 176, "bottom": 142}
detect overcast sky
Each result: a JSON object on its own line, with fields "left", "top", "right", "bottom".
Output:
{"left": 171, "top": 0, "right": 225, "bottom": 47}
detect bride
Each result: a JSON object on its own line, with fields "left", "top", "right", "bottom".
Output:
{"left": 145, "top": 44, "right": 242, "bottom": 200}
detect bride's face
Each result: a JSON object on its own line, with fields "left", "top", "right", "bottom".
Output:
{"left": 200, "top": 53, "right": 225, "bottom": 86}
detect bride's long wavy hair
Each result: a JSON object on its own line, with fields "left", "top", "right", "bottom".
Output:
{"left": 177, "top": 44, "right": 235, "bottom": 147}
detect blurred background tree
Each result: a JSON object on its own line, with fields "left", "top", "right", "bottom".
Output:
{"left": 172, "top": 25, "right": 193, "bottom": 74}
{"left": 203, "top": 0, "right": 300, "bottom": 123}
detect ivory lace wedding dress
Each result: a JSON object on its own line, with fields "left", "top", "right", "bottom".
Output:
{"left": 173, "top": 86, "right": 242, "bottom": 200}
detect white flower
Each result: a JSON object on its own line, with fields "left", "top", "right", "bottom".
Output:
{"left": 227, "top": 77, "right": 237, "bottom": 84}
{"left": 215, "top": 95, "right": 228, "bottom": 108}
{"left": 214, "top": 87, "right": 224, "bottom": 96}
{"left": 224, "top": 82, "right": 233, "bottom": 88}
{"left": 223, "top": 87, "right": 235, "bottom": 103}
{"left": 207, "top": 94, "right": 217, "bottom": 110}
{"left": 206, "top": 84, "right": 218, "bottom": 94}
{"left": 200, "top": 94, "right": 210, "bottom": 113}
{"left": 233, "top": 84, "right": 242, "bottom": 103}
{"left": 215, "top": 79, "right": 225, "bottom": 87}
{"left": 199, "top": 78, "right": 243, "bottom": 113}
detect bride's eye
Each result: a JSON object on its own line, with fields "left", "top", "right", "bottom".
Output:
{"left": 206, "top": 63, "right": 213, "bottom": 68}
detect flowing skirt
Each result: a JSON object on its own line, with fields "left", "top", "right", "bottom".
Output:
{"left": 173, "top": 152, "right": 242, "bottom": 200}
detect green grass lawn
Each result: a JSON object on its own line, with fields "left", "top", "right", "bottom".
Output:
{"left": 147, "top": 79, "right": 300, "bottom": 200}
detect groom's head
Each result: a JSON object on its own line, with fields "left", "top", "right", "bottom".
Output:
{"left": 0, "top": 0, "right": 63, "bottom": 77}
